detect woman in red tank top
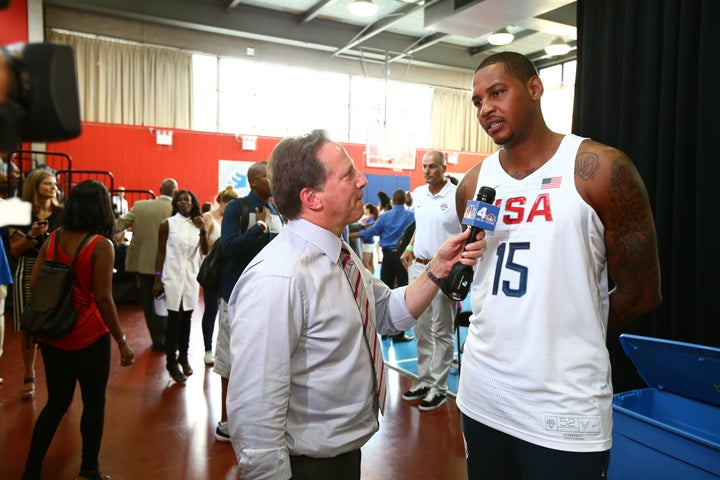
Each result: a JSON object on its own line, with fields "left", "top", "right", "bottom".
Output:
{"left": 22, "top": 180, "right": 135, "bottom": 480}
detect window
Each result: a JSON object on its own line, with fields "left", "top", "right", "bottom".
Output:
{"left": 192, "top": 54, "right": 218, "bottom": 132}
{"left": 539, "top": 60, "right": 576, "bottom": 134}
{"left": 216, "top": 59, "right": 350, "bottom": 139}
{"left": 192, "top": 54, "right": 432, "bottom": 147}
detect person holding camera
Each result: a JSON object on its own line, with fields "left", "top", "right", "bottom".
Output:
{"left": 8, "top": 168, "right": 63, "bottom": 400}
{"left": 1, "top": 40, "right": 85, "bottom": 401}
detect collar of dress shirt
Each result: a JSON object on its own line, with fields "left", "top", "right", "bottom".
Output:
{"left": 288, "top": 217, "right": 344, "bottom": 263}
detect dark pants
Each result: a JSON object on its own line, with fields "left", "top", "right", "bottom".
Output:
{"left": 166, "top": 303, "right": 192, "bottom": 365}
{"left": 23, "top": 334, "right": 111, "bottom": 480}
{"left": 380, "top": 248, "right": 407, "bottom": 288}
{"left": 461, "top": 413, "right": 609, "bottom": 480}
{"left": 136, "top": 273, "right": 167, "bottom": 347}
{"left": 290, "top": 449, "right": 361, "bottom": 480}
{"left": 201, "top": 288, "right": 218, "bottom": 352}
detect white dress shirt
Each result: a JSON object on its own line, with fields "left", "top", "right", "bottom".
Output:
{"left": 227, "top": 218, "right": 415, "bottom": 480}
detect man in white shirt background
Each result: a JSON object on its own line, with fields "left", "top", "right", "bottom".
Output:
{"left": 112, "top": 186, "right": 129, "bottom": 217}
{"left": 400, "top": 150, "right": 461, "bottom": 411}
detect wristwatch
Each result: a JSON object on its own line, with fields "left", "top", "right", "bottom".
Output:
{"left": 425, "top": 264, "right": 444, "bottom": 287}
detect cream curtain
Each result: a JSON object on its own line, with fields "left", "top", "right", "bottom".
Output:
{"left": 431, "top": 87, "right": 498, "bottom": 154}
{"left": 47, "top": 30, "right": 193, "bottom": 129}
{"left": 46, "top": 29, "right": 496, "bottom": 151}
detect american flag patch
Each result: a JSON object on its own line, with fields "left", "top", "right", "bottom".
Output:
{"left": 541, "top": 177, "right": 562, "bottom": 189}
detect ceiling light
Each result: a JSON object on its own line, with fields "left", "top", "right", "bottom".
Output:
{"left": 488, "top": 28, "right": 514, "bottom": 46}
{"left": 348, "top": 0, "right": 378, "bottom": 17}
{"left": 545, "top": 37, "right": 571, "bottom": 56}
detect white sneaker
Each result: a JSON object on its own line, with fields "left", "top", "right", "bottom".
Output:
{"left": 204, "top": 351, "right": 215, "bottom": 366}
{"left": 419, "top": 391, "right": 447, "bottom": 411}
{"left": 215, "top": 421, "right": 231, "bottom": 442}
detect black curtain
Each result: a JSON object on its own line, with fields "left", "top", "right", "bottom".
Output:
{"left": 573, "top": 0, "right": 720, "bottom": 392}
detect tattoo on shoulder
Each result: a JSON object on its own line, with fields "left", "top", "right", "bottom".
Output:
{"left": 609, "top": 156, "right": 643, "bottom": 215}
{"left": 575, "top": 152, "right": 600, "bottom": 181}
{"left": 607, "top": 156, "right": 654, "bottom": 268}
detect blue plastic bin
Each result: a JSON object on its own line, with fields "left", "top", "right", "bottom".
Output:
{"left": 609, "top": 334, "right": 720, "bottom": 479}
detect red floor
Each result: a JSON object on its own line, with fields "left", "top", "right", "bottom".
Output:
{"left": 0, "top": 303, "right": 468, "bottom": 480}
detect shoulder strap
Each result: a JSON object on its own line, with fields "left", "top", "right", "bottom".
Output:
{"left": 269, "top": 202, "right": 285, "bottom": 225}
{"left": 70, "top": 233, "right": 94, "bottom": 267}
{"left": 238, "top": 197, "right": 249, "bottom": 233}
{"left": 52, "top": 229, "right": 61, "bottom": 262}
{"left": 51, "top": 229, "right": 93, "bottom": 266}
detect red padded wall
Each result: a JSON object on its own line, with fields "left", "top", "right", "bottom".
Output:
{"left": 0, "top": 0, "right": 28, "bottom": 45}
{"left": 47, "top": 122, "right": 488, "bottom": 206}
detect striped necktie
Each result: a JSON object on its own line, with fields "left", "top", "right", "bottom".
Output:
{"left": 340, "top": 245, "right": 387, "bottom": 413}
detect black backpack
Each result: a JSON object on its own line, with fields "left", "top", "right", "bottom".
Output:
{"left": 196, "top": 197, "right": 248, "bottom": 295}
{"left": 21, "top": 230, "right": 92, "bottom": 340}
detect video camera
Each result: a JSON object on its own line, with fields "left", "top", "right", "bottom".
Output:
{"left": 0, "top": 41, "right": 81, "bottom": 152}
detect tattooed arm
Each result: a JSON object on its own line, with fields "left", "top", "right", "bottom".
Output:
{"left": 575, "top": 140, "right": 662, "bottom": 334}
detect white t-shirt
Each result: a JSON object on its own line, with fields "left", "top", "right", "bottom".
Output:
{"left": 411, "top": 180, "right": 460, "bottom": 259}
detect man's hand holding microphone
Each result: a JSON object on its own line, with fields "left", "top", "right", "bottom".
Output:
{"left": 425, "top": 186, "right": 499, "bottom": 301}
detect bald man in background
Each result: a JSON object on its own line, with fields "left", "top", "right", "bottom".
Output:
{"left": 116, "top": 178, "right": 177, "bottom": 351}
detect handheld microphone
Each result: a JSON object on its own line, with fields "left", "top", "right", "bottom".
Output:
{"left": 440, "top": 186, "right": 497, "bottom": 301}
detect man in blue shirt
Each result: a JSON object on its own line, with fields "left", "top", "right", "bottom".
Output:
{"left": 358, "top": 188, "right": 413, "bottom": 288}
{"left": 358, "top": 188, "right": 414, "bottom": 342}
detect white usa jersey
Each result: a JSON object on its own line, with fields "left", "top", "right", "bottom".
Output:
{"left": 456, "top": 134, "right": 612, "bottom": 452}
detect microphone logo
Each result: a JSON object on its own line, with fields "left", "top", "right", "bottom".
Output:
{"left": 439, "top": 186, "right": 498, "bottom": 301}
{"left": 462, "top": 199, "right": 500, "bottom": 231}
